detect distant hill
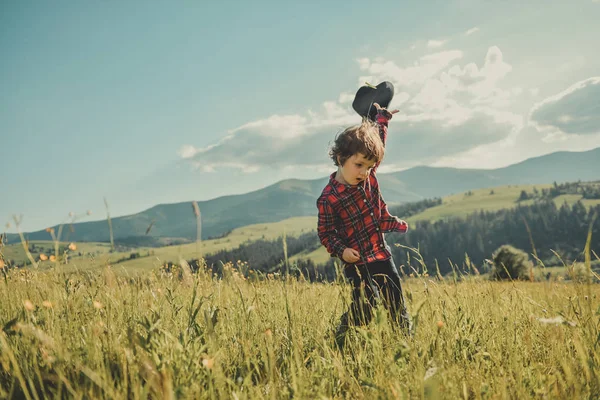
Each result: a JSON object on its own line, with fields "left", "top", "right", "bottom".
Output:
{"left": 384, "top": 147, "right": 600, "bottom": 199}
{"left": 8, "top": 147, "right": 600, "bottom": 244}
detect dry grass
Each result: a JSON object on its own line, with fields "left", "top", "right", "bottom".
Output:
{"left": 1, "top": 263, "right": 599, "bottom": 399}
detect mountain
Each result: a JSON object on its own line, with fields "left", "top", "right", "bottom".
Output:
{"left": 388, "top": 148, "right": 600, "bottom": 198}
{"left": 8, "top": 147, "right": 600, "bottom": 244}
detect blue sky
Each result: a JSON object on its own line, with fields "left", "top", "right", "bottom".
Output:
{"left": 2, "top": 0, "right": 600, "bottom": 233}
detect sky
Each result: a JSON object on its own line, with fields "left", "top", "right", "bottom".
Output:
{"left": 2, "top": 0, "right": 600, "bottom": 233}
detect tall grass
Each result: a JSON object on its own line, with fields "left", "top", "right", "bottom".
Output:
{"left": 104, "top": 198, "right": 115, "bottom": 252}
{"left": 1, "top": 257, "right": 600, "bottom": 399}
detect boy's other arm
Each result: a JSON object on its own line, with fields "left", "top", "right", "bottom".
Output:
{"left": 316, "top": 198, "right": 348, "bottom": 259}
{"left": 378, "top": 193, "right": 409, "bottom": 233}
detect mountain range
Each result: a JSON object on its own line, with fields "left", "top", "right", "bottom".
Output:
{"left": 7, "top": 147, "right": 600, "bottom": 245}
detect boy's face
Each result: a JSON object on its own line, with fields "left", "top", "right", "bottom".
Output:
{"left": 338, "top": 153, "right": 377, "bottom": 185}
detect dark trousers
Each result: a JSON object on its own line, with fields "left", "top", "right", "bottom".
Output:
{"left": 336, "top": 258, "right": 411, "bottom": 348}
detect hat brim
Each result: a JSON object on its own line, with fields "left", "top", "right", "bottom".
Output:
{"left": 352, "top": 81, "right": 395, "bottom": 121}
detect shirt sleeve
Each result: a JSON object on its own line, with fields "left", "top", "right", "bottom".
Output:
{"left": 372, "top": 109, "right": 393, "bottom": 173}
{"left": 378, "top": 192, "right": 409, "bottom": 233}
{"left": 316, "top": 197, "right": 347, "bottom": 258}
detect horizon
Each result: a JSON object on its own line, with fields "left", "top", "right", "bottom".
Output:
{"left": 6, "top": 146, "right": 600, "bottom": 234}
{"left": 3, "top": 0, "right": 600, "bottom": 232}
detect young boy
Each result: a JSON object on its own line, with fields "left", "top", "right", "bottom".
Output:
{"left": 316, "top": 100, "right": 411, "bottom": 349}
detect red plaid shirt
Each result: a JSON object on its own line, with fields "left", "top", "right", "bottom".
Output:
{"left": 316, "top": 112, "right": 408, "bottom": 264}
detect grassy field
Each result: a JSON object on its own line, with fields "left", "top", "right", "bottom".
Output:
{"left": 2, "top": 185, "right": 599, "bottom": 398}
{"left": 1, "top": 264, "right": 599, "bottom": 399}
{"left": 3, "top": 217, "right": 317, "bottom": 273}
{"left": 406, "top": 183, "right": 600, "bottom": 223}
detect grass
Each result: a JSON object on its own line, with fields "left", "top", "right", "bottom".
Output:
{"left": 405, "top": 183, "right": 598, "bottom": 223}
{"left": 3, "top": 217, "right": 318, "bottom": 272}
{"left": 289, "top": 246, "right": 333, "bottom": 265}
{"left": 2, "top": 241, "right": 113, "bottom": 263}
{"left": 1, "top": 264, "right": 600, "bottom": 398}
{"left": 2, "top": 184, "right": 599, "bottom": 398}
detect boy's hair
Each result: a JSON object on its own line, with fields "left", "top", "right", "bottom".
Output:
{"left": 329, "top": 120, "right": 385, "bottom": 167}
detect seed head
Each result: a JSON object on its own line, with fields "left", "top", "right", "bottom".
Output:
{"left": 192, "top": 202, "right": 200, "bottom": 217}
{"left": 23, "top": 299, "right": 34, "bottom": 311}
{"left": 202, "top": 357, "right": 214, "bottom": 369}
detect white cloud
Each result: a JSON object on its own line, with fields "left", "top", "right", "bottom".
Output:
{"left": 358, "top": 50, "right": 463, "bottom": 88}
{"left": 432, "top": 77, "right": 600, "bottom": 168}
{"left": 180, "top": 102, "right": 358, "bottom": 172}
{"left": 393, "top": 92, "right": 411, "bottom": 108}
{"left": 178, "top": 144, "right": 197, "bottom": 159}
{"left": 180, "top": 46, "right": 529, "bottom": 173}
{"left": 232, "top": 114, "right": 309, "bottom": 139}
{"left": 529, "top": 76, "right": 600, "bottom": 137}
{"left": 384, "top": 111, "right": 521, "bottom": 164}
{"left": 427, "top": 39, "right": 447, "bottom": 48}
{"left": 464, "top": 27, "right": 479, "bottom": 36}
{"left": 434, "top": 46, "right": 514, "bottom": 107}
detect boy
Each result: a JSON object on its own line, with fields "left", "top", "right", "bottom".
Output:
{"left": 316, "top": 93, "right": 411, "bottom": 349}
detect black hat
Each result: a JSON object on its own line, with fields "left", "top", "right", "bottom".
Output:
{"left": 352, "top": 81, "right": 395, "bottom": 121}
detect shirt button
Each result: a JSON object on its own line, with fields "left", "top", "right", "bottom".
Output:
{"left": 376, "top": 228, "right": 379, "bottom": 231}
{"left": 370, "top": 212, "right": 374, "bottom": 216}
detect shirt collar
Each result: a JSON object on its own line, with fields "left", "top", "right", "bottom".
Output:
{"left": 329, "top": 171, "right": 366, "bottom": 194}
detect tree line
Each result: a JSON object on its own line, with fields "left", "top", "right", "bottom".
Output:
{"left": 199, "top": 199, "right": 599, "bottom": 281}
{"left": 386, "top": 200, "right": 599, "bottom": 276}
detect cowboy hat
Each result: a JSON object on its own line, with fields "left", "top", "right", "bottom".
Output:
{"left": 352, "top": 81, "right": 395, "bottom": 121}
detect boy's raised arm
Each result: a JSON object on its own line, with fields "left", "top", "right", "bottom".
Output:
{"left": 316, "top": 198, "right": 347, "bottom": 258}
{"left": 372, "top": 105, "right": 395, "bottom": 173}
{"left": 375, "top": 108, "right": 393, "bottom": 147}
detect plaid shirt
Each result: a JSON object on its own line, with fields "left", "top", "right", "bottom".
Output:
{"left": 317, "top": 111, "right": 408, "bottom": 264}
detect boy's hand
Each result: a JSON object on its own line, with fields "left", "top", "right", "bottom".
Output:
{"left": 342, "top": 248, "right": 361, "bottom": 263}
{"left": 396, "top": 218, "right": 409, "bottom": 233}
{"left": 373, "top": 102, "right": 399, "bottom": 119}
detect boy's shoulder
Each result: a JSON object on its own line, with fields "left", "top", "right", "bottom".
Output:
{"left": 317, "top": 181, "right": 336, "bottom": 204}
{"left": 317, "top": 173, "right": 342, "bottom": 206}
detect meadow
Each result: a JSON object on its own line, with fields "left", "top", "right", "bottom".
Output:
{"left": 1, "top": 259, "right": 599, "bottom": 399}
{"left": 3, "top": 217, "right": 318, "bottom": 274}
{"left": 2, "top": 183, "right": 600, "bottom": 398}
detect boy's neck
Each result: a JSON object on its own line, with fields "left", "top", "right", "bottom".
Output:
{"left": 335, "top": 168, "right": 348, "bottom": 185}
